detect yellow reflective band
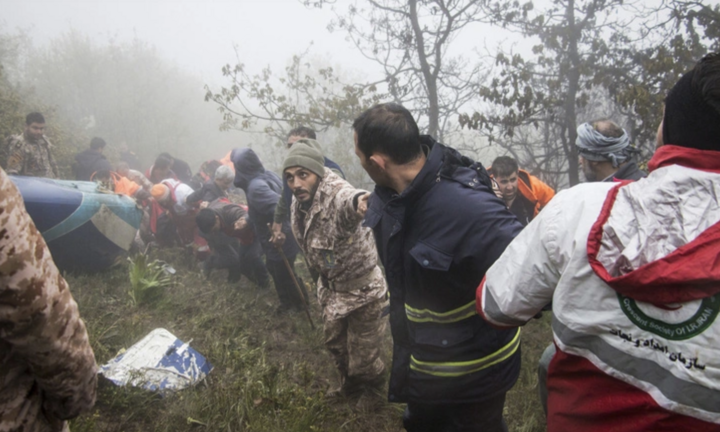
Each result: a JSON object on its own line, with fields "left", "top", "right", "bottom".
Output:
{"left": 405, "top": 300, "right": 477, "bottom": 324}
{"left": 409, "top": 328, "right": 521, "bottom": 377}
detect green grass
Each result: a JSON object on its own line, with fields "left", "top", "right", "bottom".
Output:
{"left": 67, "top": 247, "right": 550, "bottom": 431}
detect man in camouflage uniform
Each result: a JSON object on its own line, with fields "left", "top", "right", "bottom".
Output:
{"left": 0, "top": 166, "right": 97, "bottom": 432}
{"left": 282, "top": 139, "right": 388, "bottom": 400}
{"left": 2, "top": 112, "right": 59, "bottom": 178}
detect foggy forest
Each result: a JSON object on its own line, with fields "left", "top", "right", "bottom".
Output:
{"left": 1, "top": 0, "right": 719, "bottom": 431}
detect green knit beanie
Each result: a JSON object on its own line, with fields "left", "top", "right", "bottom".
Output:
{"left": 283, "top": 139, "right": 325, "bottom": 177}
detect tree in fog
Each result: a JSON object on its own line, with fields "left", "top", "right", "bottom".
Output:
{"left": 461, "top": 0, "right": 719, "bottom": 187}
{"left": 608, "top": 0, "right": 720, "bottom": 146}
{"left": 460, "top": 0, "right": 643, "bottom": 186}
{"left": 205, "top": 50, "right": 384, "bottom": 140}
{"left": 308, "top": 0, "right": 490, "bottom": 139}
{"left": 0, "top": 29, "right": 87, "bottom": 178}
{"left": 206, "top": 51, "right": 379, "bottom": 187}
{"left": 23, "top": 30, "right": 235, "bottom": 169}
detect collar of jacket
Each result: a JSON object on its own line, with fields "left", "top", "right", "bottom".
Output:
{"left": 372, "top": 136, "right": 445, "bottom": 206}
{"left": 648, "top": 144, "right": 720, "bottom": 174}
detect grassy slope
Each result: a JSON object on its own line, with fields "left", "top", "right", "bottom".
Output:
{"left": 67, "top": 248, "right": 550, "bottom": 432}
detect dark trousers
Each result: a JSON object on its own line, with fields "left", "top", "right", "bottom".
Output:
{"left": 233, "top": 241, "right": 270, "bottom": 287}
{"left": 207, "top": 239, "right": 269, "bottom": 287}
{"left": 403, "top": 393, "right": 509, "bottom": 432}
{"left": 266, "top": 255, "right": 308, "bottom": 308}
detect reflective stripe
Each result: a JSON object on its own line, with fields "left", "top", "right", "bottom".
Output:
{"left": 553, "top": 318, "right": 720, "bottom": 415}
{"left": 405, "top": 300, "right": 477, "bottom": 324}
{"left": 410, "top": 328, "right": 520, "bottom": 377}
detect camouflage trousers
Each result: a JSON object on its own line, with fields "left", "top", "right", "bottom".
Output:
{"left": 323, "top": 297, "right": 386, "bottom": 389}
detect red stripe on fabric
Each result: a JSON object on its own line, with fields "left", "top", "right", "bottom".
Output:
{"left": 648, "top": 145, "right": 720, "bottom": 173}
{"left": 547, "top": 349, "right": 720, "bottom": 432}
{"left": 587, "top": 180, "right": 720, "bottom": 303}
{"left": 476, "top": 276, "right": 516, "bottom": 329}
{"left": 476, "top": 276, "right": 488, "bottom": 320}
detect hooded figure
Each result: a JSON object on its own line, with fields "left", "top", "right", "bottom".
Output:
{"left": 479, "top": 53, "right": 720, "bottom": 432}
{"left": 232, "top": 148, "right": 305, "bottom": 312}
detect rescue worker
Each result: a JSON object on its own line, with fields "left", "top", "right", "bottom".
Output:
{"left": 92, "top": 169, "right": 150, "bottom": 201}
{"left": 150, "top": 178, "right": 196, "bottom": 246}
{"left": 2, "top": 112, "right": 59, "bottom": 178}
{"left": 187, "top": 165, "right": 233, "bottom": 206}
{"left": 282, "top": 139, "right": 387, "bottom": 401}
{"left": 536, "top": 120, "right": 648, "bottom": 413}
{"left": 232, "top": 147, "right": 307, "bottom": 313}
{"left": 158, "top": 152, "right": 193, "bottom": 184}
{"left": 117, "top": 162, "right": 153, "bottom": 192}
{"left": 576, "top": 119, "right": 645, "bottom": 182}
{"left": 490, "top": 156, "right": 555, "bottom": 226}
{"left": 353, "top": 103, "right": 523, "bottom": 431}
{"left": 478, "top": 53, "right": 720, "bottom": 431}
{"left": 146, "top": 154, "right": 176, "bottom": 184}
{"left": 189, "top": 160, "right": 223, "bottom": 191}
{"left": 270, "top": 126, "right": 344, "bottom": 246}
{"left": 0, "top": 166, "right": 97, "bottom": 432}
{"left": 73, "top": 137, "right": 112, "bottom": 181}
{"left": 195, "top": 200, "right": 269, "bottom": 287}
{"left": 119, "top": 141, "right": 141, "bottom": 170}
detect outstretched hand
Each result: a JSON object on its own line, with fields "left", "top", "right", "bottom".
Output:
{"left": 357, "top": 192, "right": 371, "bottom": 217}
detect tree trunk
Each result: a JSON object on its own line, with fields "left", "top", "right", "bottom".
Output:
{"left": 409, "top": 0, "right": 440, "bottom": 138}
{"left": 565, "top": 0, "right": 581, "bottom": 186}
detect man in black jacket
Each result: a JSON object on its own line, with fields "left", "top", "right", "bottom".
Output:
{"left": 187, "top": 165, "right": 233, "bottom": 206}
{"left": 73, "top": 137, "right": 111, "bottom": 181}
{"left": 353, "top": 103, "right": 523, "bottom": 432}
{"left": 196, "top": 200, "right": 269, "bottom": 287}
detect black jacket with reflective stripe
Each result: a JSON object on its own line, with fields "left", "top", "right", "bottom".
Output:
{"left": 364, "top": 137, "right": 523, "bottom": 404}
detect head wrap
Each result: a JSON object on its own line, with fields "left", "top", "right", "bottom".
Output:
{"left": 663, "top": 61, "right": 720, "bottom": 152}
{"left": 575, "top": 122, "right": 635, "bottom": 167}
{"left": 151, "top": 184, "right": 170, "bottom": 201}
{"left": 282, "top": 139, "right": 325, "bottom": 177}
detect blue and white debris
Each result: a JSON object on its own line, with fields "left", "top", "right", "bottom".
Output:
{"left": 100, "top": 328, "right": 213, "bottom": 392}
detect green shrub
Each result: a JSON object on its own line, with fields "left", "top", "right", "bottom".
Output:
{"left": 127, "top": 253, "right": 172, "bottom": 306}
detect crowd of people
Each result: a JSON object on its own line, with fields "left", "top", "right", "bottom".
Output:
{"left": 1, "top": 52, "right": 720, "bottom": 432}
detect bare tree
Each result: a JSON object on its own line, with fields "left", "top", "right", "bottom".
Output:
{"left": 204, "top": 49, "right": 385, "bottom": 141}
{"left": 461, "top": 0, "right": 642, "bottom": 186}
{"left": 310, "top": 0, "right": 490, "bottom": 139}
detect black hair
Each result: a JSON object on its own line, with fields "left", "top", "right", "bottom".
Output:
{"left": 491, "top": 156, "right": 519, "bottom": 177}
{"left": 195, "top": 209, "right": 218, "bottom": 234}
{"left": 352, "top": 103, "right": 422, "bottom": 165}
{"left": 287, "top": 126, "right": 316, "bottom": 140}
{"left": 154, "top": 154, "right": 173, "bottom": 170}
{"left": 663, "top": 52, "right": 720, "bottom": 151}
{"left": 26, "top": 112, "right": 45, "bottom": 125}
{"left": 90, "top": 137, "right": 107, "bottom": 150}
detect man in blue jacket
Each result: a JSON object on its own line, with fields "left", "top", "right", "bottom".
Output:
{"left": 232, "top": 148, "right": 307, "bottom": 313}
{"left": 353, "top": 103, "right": 523, "bottom": 432}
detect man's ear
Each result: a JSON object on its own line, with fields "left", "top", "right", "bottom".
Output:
{"left": 369, "top": 154, "right": 388, "bottom": 171}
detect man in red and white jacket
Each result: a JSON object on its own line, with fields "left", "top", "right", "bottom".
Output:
{"left": 478, "top": 52, "right": 720, "bottom": 431}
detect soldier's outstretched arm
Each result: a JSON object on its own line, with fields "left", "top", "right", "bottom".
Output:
{"left": 0, "top": 168, "right": 97, "bottom": 421}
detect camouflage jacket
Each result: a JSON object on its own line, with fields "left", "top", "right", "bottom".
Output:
{"left": 290, "top": 168, "right": 387, "bottom": 320}
{"left": 0, "top": 168, "right": 97, "bottom": 432}
{"left": 2, "top": 133, "right": 59, "bottom": 178}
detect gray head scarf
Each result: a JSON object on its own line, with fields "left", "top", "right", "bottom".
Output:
{"left": 575, "top": 123, "right": 636, "bottom": 168}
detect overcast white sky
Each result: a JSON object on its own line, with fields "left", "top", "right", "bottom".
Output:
{"left": 2, "top": 0, "right": 392, "bottom": 84}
